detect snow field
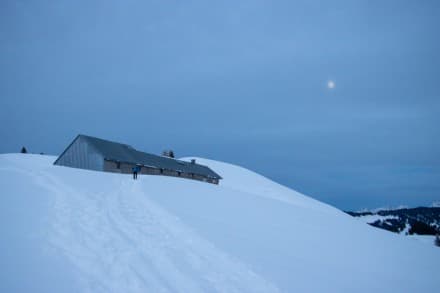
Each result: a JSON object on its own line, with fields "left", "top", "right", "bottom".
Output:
{"left": 0, "top": 154, "right": 438, "bottom": 292}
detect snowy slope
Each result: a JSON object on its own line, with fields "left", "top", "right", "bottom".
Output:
{"left": 0, "top": 154, "right": 438, "bottom": 292}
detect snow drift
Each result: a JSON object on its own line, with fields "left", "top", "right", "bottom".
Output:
{"left": 0, "top": 153, "right": 438, "bottom": 292}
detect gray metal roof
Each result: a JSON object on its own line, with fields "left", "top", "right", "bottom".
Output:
{"left": 79, "top": 135, "right": 222, "bottom": 179}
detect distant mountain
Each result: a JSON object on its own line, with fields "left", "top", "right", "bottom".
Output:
{"left": 346, "top": 207, "right": 440, "bottom": 235}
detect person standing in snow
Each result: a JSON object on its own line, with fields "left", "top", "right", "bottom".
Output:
{"left": 132, "top": 166, "right": 140, "bottom": 180}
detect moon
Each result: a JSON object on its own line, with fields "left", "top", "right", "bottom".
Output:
{"left": 327, "top": 80, "right": 335, "bottom": 89}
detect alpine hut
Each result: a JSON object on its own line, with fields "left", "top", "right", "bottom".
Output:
{"left": 54, "top": 135, "right": 222, "bottom": 184}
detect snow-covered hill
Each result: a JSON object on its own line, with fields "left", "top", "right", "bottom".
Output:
{"left": 347, "top": 207, "right": 440, "bottom": 235}
{"left": 0, "top": 153, "right": 438, "bottom": 292}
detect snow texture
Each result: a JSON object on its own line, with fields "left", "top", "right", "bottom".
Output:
{"left": 0, "top": 154, "right": 438, "bottom": 292}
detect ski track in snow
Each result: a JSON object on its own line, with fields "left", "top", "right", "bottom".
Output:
{"left": 35, "top": 171, "right": 279, "bottom": 293}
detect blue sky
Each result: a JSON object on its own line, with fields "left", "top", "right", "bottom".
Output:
{"left": 1, "top": 0, "right": 439, "bottom": 210}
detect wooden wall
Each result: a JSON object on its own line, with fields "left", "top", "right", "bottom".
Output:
{"left": 103, "top": 159, "right": 219, "bottom": 184}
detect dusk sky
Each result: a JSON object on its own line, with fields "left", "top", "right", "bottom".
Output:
{"left": 1, "top": 0, "right": 439, "bottom": 210}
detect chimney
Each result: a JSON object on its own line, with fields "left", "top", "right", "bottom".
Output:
{"left": 191, "top": 159, "right": 196, "bottom": 164}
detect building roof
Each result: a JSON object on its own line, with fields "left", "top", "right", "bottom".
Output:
{"left": 77, "top": 135, "right": 222, "bottom": 179}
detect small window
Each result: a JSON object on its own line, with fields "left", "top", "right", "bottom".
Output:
{"left": 116, "top": 162, "right": 121, "bottom": 169}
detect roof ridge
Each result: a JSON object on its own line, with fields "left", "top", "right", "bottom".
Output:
{"left": 79, "top": 134, "right": 134, "bottom": 149}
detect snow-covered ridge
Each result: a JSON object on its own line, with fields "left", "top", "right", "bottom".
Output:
{"left": 348, "top": 206, "right": 440, "bottom": 236}
{"left": 354, "top": 214, "right": 399, "bottom": 225}
{"left": 0, "top": 153, "right": 438, "bottom": 292}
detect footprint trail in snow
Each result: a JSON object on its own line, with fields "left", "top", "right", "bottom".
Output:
{"left": 39, "top": 173, "right": 279, "bottom": 293}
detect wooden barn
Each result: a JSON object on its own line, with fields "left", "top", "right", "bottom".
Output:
{"left": 54, "top": 135, "right": 222, "bottom": 184}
